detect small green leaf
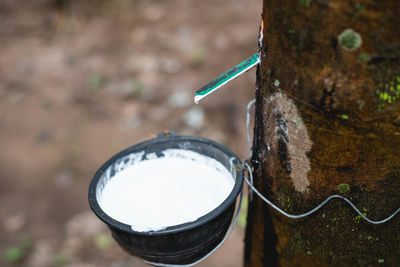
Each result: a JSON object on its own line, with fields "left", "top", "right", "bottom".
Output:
{"left": 3, "top": 246, "right": 23, "bottom": 263}
{"left": 378, "top": 259, "right": 384, "bottom": 264}
{"left": 237, "top": 197, "right": 248, "bottom": 228}
{"left": 53, "top": 254, "right": 69, "bottom": 267}
{"left": 88, "top": 74, "right": 104, "bottom": 90}
{"left": 94, "top": 233, "right": 112, "bottom": 250}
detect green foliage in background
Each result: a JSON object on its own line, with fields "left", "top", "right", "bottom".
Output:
{"left": 53, "top": 254, "right": 70, "bottom": 267}
{"left": 238, "top": 196, "right": 248, "bottom": 228}
{"left": 3, "top": 236, "right": 33, "bottom": 264}
{"left": 94, "top": 233, "right": 112, "bottom": 250}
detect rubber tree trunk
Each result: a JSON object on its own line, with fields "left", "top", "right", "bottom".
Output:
{"left": 245, "top": 0, "right": 400, "bottom": 266}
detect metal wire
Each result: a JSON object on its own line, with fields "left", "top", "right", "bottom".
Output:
{"left": 243, "top": 162, "right": 400, "bottom": 224}
{"left": 245, "top": 98, "right": 400, "bottom": 224}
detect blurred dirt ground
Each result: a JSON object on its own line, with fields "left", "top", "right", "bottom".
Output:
{"left": 0, "top": 0, "right": 261, "bottom": 266}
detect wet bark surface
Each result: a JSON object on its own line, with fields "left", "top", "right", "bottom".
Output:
{"left": 245, "top": 0, "right": 400, "bottom": 266}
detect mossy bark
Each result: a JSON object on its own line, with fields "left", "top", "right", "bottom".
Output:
{"left": 245, "top": 0, "right": 400, "bottom": 266}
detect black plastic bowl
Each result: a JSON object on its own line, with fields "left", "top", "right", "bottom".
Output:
{"left": 88, "top": 132, "right": 243, "bottom": 265}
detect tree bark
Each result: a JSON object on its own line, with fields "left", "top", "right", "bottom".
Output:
{"left": 245, "top": 0, "right": 400, "bottom": 266}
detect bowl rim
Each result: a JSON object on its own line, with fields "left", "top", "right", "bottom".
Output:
{"left": 88, "top": 134, "right": 244, "bottom": 236}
